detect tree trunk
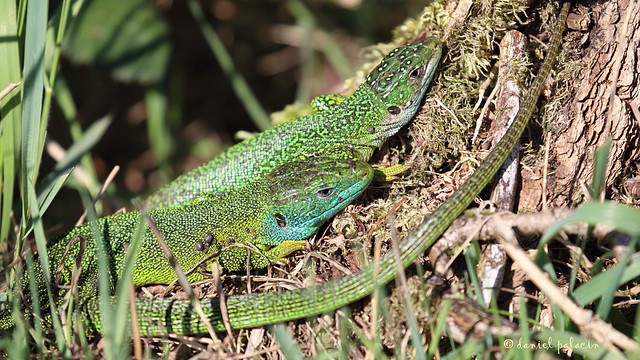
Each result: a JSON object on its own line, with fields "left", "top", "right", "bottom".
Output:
{"left": 545, "top": 0, "right": 640, "bottom": 207}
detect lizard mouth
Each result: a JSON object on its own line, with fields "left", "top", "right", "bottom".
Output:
{"left": 330, "top": 163, "right": 373, "bottom": 202}
{"left": 318, "top": 167, "right": 373, "bottom": 221}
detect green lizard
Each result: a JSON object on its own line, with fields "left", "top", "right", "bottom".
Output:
{"left": 79, "top": 3, "right": 570, "bottom": 336}
{"left": 0, "top": 157, "right": 373, "bottom": 331}
{"left": 143, "top": 38, "right": 442, "bottom": 210}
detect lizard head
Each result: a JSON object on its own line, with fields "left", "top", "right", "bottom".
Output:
{"left": 363, "top": 37, "right": 442, "bottom": 141}
{"left": 260, "top": 158, "right": 374, "bottom": 245}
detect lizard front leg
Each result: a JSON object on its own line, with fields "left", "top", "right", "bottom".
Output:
{"left": 217, "top": 240, "right": 306, "bottom": 272}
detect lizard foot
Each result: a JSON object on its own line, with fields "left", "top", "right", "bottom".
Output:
{"left": 373, "top": 164, "right": 410, "bottom": 182}
{"left": 218, "top": 240, "right": 307, "bottom": 271}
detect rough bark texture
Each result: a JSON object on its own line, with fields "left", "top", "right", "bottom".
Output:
{"left": 548, "top": 0, "right": 640, "bottom": 206}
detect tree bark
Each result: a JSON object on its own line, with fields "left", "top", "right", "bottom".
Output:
{"left": 547, "top": 0, "right": 640, "bottom": 206}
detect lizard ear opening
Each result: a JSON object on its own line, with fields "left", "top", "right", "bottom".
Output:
{"left": 275, "top": 213, "right": 287, "bottom": 228}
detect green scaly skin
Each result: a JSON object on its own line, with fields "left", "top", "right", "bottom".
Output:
{"left": 143, "top": 38, "right": 442, "bottom": 210}
{"left": 0, "top": 158, "right": 373, "bottom": 332}
{"left": 81, "top": 4, "right": 569, "bottom": 336}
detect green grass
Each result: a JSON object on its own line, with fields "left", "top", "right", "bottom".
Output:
{"left": 1, "top": 0, "right": 639, "bottom": 358}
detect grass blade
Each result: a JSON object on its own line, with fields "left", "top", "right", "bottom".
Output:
{"left": 21, "top": 0, "right": 49, "bottom": 214}
{"left": 26, "top": 180, "right": 69, "bottom": 354}
{"left": 186, "top": 0, "right": 271, "bottom": 131}
{"left": 271, "top": 323, "right": 303, "bottom": 360}
{"left": 35, "top": 169, "right": 72, "bottom": 222}
{"left": 0, "top": 0, "right": 22, "bottom": 246}
{"left": 572, "top": 253, "right": 640, "bottom": 307}
{"left": 146, "top": 86, "right": 173, "bottom": 178}
{"left": 540, "top": 201, "right": 640, "bottom": 246}
{"left": 111, "top": 219, "right": 145, "bottom": 356}
{"left": 54, "top": 76, "right": 101, "bottom": 193}
{"left": 591, "top": 141, "right": 611, "bottom": 199}
{"left": 78, "top": 187, "right": 117, "bottom": 358}
{"left": 37, "top": 115, "right": 111, "bottom": 200}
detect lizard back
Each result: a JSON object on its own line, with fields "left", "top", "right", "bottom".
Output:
{"left": 144, "top": 38, "right": 441, "bottom": 210}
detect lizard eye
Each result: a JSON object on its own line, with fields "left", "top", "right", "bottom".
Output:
{"left": 316, "top": 188, "right": 334, "bottom": 199}
{"left": 387, "top": 106, "right": 401, "bottom": 114}
{"left": 409, "top": 67, "right": 422, "bottom": 79}
{"left": 275, "top": 213, "right": 287, "bottom": 228}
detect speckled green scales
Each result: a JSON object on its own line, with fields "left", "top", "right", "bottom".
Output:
{"left": 1, "top": 36, "right": 448, "bottom": 336}
{"left": 0, "top": 157, "right": 373, "bottom": 331}
{"left": 144, "top": 38, "right": 442, "bottom": 210}
{"left": 81, "top": 4, "right": 571, "bottom": 335}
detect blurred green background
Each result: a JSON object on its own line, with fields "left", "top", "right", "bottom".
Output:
{"left": 41, "top": 0, "right": 425, "bottom": 227}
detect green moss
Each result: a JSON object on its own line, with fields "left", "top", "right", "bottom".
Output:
{"left": 269, "top": 102, "right": 315, "bottom": 125}
{"left": 326, "top": 3, "right": 581, "bottom": 301}
{"left": 282, "top": 3, "right": 580, "bottom": 353}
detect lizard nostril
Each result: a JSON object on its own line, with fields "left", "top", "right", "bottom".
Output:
{"left": 275, "top": 213, "right": 287, "bottom": 228}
